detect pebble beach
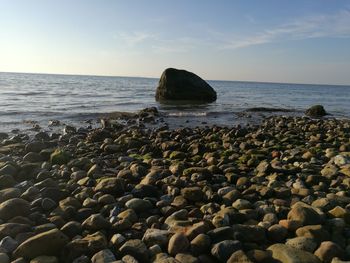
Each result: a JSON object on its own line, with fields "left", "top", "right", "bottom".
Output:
{"left": 0, "top": 109, "right": 350, "bottom": 263}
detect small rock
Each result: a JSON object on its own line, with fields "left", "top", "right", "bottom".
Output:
{"left": 119, "top": 239, "right": 149, "bottom": 262}
{"left": 287, "top": 202, "right": 322, "bottom": 226}
{"left": 286, "top": 237, "right": 318, "bottom": 252}
{"left": 0, "top": 236, "right": 18, "bottom": 253}
{"left": 91, "top": 249, "right": 116, "bottom": 263}
{"left": 0, "top": 253, "right": 9, "bottom": 263}
{"left": 0, "top": 198, "right": 31, "bottom": 221}
{"left": 227, "top": 250, "right": 254, "bottom": 263}
{"left": 181, "top": 187, "right": 203, "bottom": 202}
{"left": 268, "top": 243, "right": 321, "bottom": 263}
{"left": 125, "top": 198, "right": 153, "bottom": 213}
{"left": 30, "top": 256, "right": 59, "bottom": 263}
{"left": 82, "top": 214, "right": 111, "bottom": 231}
{"left": 168, "top": 233, "right": 189, "bottom": 256}
{"left": 314, "top": 241, "right": 345, "bottom": 263}
{"left": 211, "top": 240, "right": 242, "bottom": 262}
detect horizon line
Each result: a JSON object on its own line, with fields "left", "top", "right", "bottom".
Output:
{"left": 1, "top": 70, "right": 349, "bottom": 87}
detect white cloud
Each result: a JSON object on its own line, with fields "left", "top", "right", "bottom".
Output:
{"left": 222, "top": 9, "right": 350, "bottom": 49}
{"left": 115, "top": 31, "right": 155, "bottom": 46}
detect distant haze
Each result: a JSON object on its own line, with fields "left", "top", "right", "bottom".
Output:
{"left": 1, "top": 0, "right": 350, "bottom": 85}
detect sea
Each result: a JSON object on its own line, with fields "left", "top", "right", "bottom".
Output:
{"left": 0, "top": 72, "right": 350, "bottom": 132}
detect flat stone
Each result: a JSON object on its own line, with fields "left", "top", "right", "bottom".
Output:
{"left": 13, "top": 229, "right": 69, "bottom": 259}
{"left": 94, "top": 177, "right": 124, "bottom": 195}
{"left": 125, "top": 198, "right": 153, "bottom": 213}
{"left": 268, "top": 243, "right": 321, "bottom": 263}
{"left": 30, "top": 256, "right": 59, "bottom": 263}
{"left": 175, "top": 253, "right": 199, "bottom": 263}
{"left": 286, "top": 237, "right": 318, "bottom": 252}
{"left": 0, "top": 198, "right": 30, "bottom": 221}
{"left": 296, "top": 225, "right": 330, "bottom": 243}
{"left": 0, "top": 223, "right": 31, "bottom": 239}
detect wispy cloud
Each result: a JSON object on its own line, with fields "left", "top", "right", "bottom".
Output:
{"left": 114, "top": 10, "right": 350, "bottom": 52}
{"left": 222, "top": 9, "right": 350, "bottom": 49}
{"left": 115, "top": 31, "right": 155, "bottom": 46}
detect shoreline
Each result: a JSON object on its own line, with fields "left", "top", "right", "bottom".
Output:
{"left": 0, "top": 113, "right": 350, "bottom": 262}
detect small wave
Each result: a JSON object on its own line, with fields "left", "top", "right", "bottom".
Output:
{"left": 0, "top": 91, "right": 47, "bottom": 96}
{"left": 167, "top": 112, "right": 208, "bottom": 117}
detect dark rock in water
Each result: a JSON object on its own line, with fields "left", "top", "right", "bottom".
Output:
{"left": 305, "top": 105, "right": 327, "bottom": 117}
{"left": 155, "top": 68, "right": 217, "bottom": 102}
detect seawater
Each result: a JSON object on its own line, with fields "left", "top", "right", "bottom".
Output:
{"left": 0, "top": 72, "right": 349, "bottom": 132}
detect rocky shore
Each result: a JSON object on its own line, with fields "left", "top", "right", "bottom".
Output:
{"left": 0, "top": 110, "right": 350, "bottom": 263}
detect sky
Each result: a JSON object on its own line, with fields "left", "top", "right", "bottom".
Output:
{"left": 1, "top": 0, "right": 350, "bottom": 85}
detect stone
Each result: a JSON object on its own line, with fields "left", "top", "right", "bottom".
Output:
{"left": 23, "top": 152, "right": 43, "bottom": 162}
{"left": 50, "top": 149, "right": 70, "bottom": 165}
{"left": 0, "top": 175, "right": 16, "bottom": 189}
{"left": 94, "top": 177, "right": 124, "bottom": 195}
{"left": 286, "top": 237, "right": 318, "bottom": 252}
{"left": 0, "top": 223, "right": 31, "bottom": 239}
{"left": 211, "top": 240, "right": 242, "bottom": 262}
{"left": 82, "top": 214, "right": 111, "bottom": 231}
{"left": 119, "top": 239, "right": 149, "bottom": 262}
{"left": 296, "top": 225, "right": 330, "bottom": 243}
{"left": 181, "top": 187, "right": 203, "bottom": 202}
{"left": 155, "top": 68, "right": 217, "bottom": 102}
{"left": 287, "top": 202, "right": 322, "bottom": 226}
{"left": 13, "top": 229, "right": 69, "bottom": 259}
{"left": 0, "top": 198, "right": 30, "bottom": 221}
{"left": 0, "top": 187, "right": 21, "bottom": 202}
{"left": 0, "top": 253, "right": 9, "bottom": 263}
{"left": 314, "top": 241, "right": 345, "bottom": 263}
{"left": 0, "top": 164, "right": 17, "bottom": 176}
{"left": 91, "top": 249, "right": 116, "bottom": 263}
{"left": 30, "top": 256, "right": 59, "bottom": 263}
{"left": 305, "top": 105, "right": 327, "bottom": 117}
{"left": 231, "top": 224, "right": 266, "bottom": 244}
{"left": 267, "top": 224, "right": 288, "bottom": 243}
{"left": 175, "top": 253, "right": 199, "bottom": 263}
{"left": 232, "top": 199, "right": 252, "bottom": 210}
{"left": 0, "top": 235, "right": 18, "bottom": 253}
{"left": 190, "top": 233, "right": 211, "bottom": 256}
{"left": 122, "top": 255, "right": 139, "bottom": 263}
{"left": 125, "top": 198, "right": 153, "bottom": 213}
{"left": 117, "top": 209, "right": 138, "bottom": 223}
{"left": 60, "top": 221, "right": 82, "bottom": 238}
{"left": 227, "top": 250, "right": 254, "bottom": 263}
{"left": 142, "top": 229, "right": 171, "bottom": 248}
{"left": 268, "top": 243, "right": 321, "bottom": 263}
{"left": 63, "top": 231, "right": 108, "bottom": 261}
{"left": 168, "top": 233, "right": 189, "bottom": 256}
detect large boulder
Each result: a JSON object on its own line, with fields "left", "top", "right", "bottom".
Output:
{"left": 155, "top": 68, "right": 217, "bottom": 102}
{"left": 305, "top": 105, "right": 327, "bottom": 117}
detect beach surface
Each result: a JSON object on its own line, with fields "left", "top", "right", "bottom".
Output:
{"left": 0, "top": 110, "right": 350, "bottom": 262}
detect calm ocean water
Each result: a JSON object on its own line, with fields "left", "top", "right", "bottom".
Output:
{"left": 0, "top": 72, "right": 349, "bottom": 132}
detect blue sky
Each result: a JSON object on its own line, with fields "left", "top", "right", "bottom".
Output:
{"left": 1, "top": 0, "right": 350, "bottom": 84}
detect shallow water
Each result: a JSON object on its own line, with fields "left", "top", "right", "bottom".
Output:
{"left": 0, "top": 72, "right": 349, "bottom": 132}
